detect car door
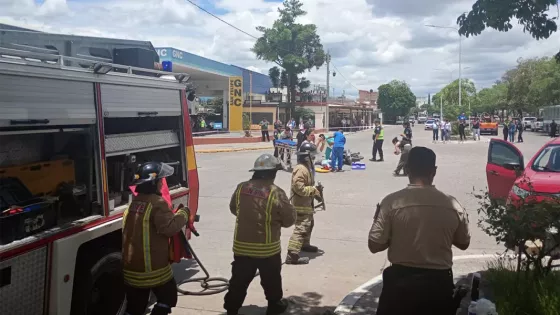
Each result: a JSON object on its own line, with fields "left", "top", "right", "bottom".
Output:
{"left": 486, "top": 139, "right": 525, "bottom": 200}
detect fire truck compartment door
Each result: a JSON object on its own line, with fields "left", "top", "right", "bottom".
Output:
{"left": 105, "top": 130, "right": 180, "bottom": 156}
{"left": 100, "top": 84, "right": 181, "bottom": 117}
{"left": 0, "top": 74, "right": 96, "bottom": 127}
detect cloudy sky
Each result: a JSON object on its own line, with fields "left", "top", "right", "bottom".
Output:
{"left": 1, "top": 0, "right": 559, "bottom": 99}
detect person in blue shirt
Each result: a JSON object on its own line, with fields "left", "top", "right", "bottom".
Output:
{"left": 330, "top": 129, "right": 346, "bottom": 172}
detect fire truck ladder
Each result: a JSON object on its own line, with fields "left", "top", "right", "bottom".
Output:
{"left": 0, "top": 46, "right": 191, "bottom": 83}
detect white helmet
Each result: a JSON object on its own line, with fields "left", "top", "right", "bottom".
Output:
{"left": 250, "top": 154, "right": 282, "bottom": 171}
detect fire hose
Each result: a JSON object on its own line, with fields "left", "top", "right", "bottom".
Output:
{"left": 176, "top": 225, "right": 230, "bottom": 296}
{"left": 175, "top": 219, "right": 284, "bottom": 296}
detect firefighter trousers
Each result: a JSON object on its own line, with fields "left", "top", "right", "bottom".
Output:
{"left": 287, "top": 213, "right": 314, "bottom": 254}
{"left": 124, "top": 278, "right": 178, "bottom": 315}
{"left": 376, "top": 264, "right": 455, "bottom": 315}
{"left": 223, "top": 253, "right": 283, "bottom": 312}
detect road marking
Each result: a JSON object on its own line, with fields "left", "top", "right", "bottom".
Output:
{"left": 333, "top": 253, "right": 499, "bottom": 314}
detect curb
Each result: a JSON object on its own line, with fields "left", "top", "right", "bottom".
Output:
{"left": 195, "top": 146, "right": 272, "bottom": 153}
{"left": 333, "top": 254, "right": 499, "bottom": 315}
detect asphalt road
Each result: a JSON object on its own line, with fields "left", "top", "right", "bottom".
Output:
{"left": 172, "top": 126, "right": 552, "bottom": 315}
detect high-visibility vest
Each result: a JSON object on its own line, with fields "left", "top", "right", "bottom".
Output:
{"left": 377, "top": 127, "right": 385, "bottom": 140}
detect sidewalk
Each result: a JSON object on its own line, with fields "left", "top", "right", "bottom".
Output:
{"left": 334, "top": 255, "right": 498, "bottom": 315}
{"left": 195, "top": 141, "right": 273, "bottom": 153}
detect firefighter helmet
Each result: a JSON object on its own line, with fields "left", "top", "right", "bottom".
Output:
{"left": 132, "top": 162, "right": 175, "bottom": 185}
{"left": 297, "top": 142, "right": 318, "bottom": 156}
{"left": 250, "top": 154, "right": 282, "bottom": 171}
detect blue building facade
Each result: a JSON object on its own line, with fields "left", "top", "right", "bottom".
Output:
{"left": 233, "top": 66, "right": 272, "bottom": 95}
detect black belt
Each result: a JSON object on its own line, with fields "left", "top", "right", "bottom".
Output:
{"left": 389, "top": 264, "right": 452, "bottom": 278}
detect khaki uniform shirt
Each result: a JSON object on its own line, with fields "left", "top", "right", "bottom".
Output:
{"left": 229, "top": 179, "right": 296, "bottom": 257}
{"left": 291, "top": 164, "right": 317, "bottom": 215}
{"left": 369, "top": 185, "right": 471, "bottom": 270}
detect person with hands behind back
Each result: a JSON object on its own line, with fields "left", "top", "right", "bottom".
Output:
{"left": 368, "top": 147, "right": 471, "bottom": 315}
{"left": 122, "top": 162, "right": 191, "bottom": 315}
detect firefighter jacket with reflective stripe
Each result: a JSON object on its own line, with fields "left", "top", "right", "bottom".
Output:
{"left": 229, "top": 179, "right": 296, "bottom": 258}
{"left": 122, "top": 193, "right": 188, "bottom": 288}
{"left": 291, "top": 164, "right": 316, "bottom": 214}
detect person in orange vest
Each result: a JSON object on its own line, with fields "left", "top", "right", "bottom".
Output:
{"left": 122, "top": 162, "right": 190, "bottom": 315}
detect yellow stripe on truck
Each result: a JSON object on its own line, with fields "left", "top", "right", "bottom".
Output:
{"left": 186, "top": 145, "right": 197, "bottom": 171}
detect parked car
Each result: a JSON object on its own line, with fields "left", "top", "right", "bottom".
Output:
{"left": 522, "top": 117, "right": 537, "bottom": 130}
{"left": 424, "top": 119, "right": 434, "bottom": 130}
{"left": 530, "top": 118, "right": 544, "bottom": 132}
{"left": 396, "top": 116, "right": 405, "bottom": 125}
{"left": 486, "top": 138, "right": 560, "bottom": 207}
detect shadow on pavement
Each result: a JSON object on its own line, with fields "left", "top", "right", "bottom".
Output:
{"left": 302, "top": 249, "right": 325, "bottom": 261}
{"left": 234, "top": 291, "right": 337, "bottom": 315}
{"left": 173, "top": 259, "right": 201, "bottom": 284}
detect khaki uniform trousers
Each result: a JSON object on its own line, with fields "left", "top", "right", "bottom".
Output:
{"left": 287, "top": 213, "right": 314, "bottom": 254}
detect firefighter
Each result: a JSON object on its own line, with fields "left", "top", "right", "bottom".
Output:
{"left": 368, "top": 147, "right": 471, "bottom": 315}
{"left": 286, "top": 142, "right": 322, "bottom": 264}
{"left": 223, "top": 154, "right": 296, "bottom": 315}
{"left": 122, "top": 162, "right": 190, "bottom": 315}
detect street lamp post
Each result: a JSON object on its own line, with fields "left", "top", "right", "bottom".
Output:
{"left": 426, "top": 24, "right": 463, "bottom": 110}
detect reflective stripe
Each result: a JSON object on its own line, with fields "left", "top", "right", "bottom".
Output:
{"left": 295, "top": 206, "right": 314, "bottom": 213}
{"left": 233, "top": 184, "right": 278, "bottom": 257}
{"left": 265, "top": 191, "right": 274, "bottom": 244}
{"left": 142, "top": 203, "right": 153, "bottom": 272}
{"left": 176, "top": 209, "right": 189, "bottom": 221}
{"left": 233, "top": 240, "right": 281, "bottom": 257}
{"left": 123, "top": 265, "right": 173, "bottom": 288}
{"left": 288, "top": 240, "right": 302, "bottom": 250}
{"left": 122, "top": 206, "right": 129, "bottom": 230}
{"left": 233, "top": 184, "right": 243, "bottom": 240}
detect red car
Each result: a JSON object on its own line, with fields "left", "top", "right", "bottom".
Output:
{"left": 486, "top": 138, "right": 560, "bottom": 206}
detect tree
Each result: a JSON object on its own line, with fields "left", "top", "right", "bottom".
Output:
{"left": 203, "top": 97, "right": 224, "bottom": 114}
{"left": 432, "top": 79, "right": 477, "bottom": 119}
{"left": 297, "top": 77, "right": 310, "bottom": 93}
{"left": 457, "top": 0, "right": 559, "bottom": 60}
{"left": 253, "top": 0, "right": 325, "bottom": 116}
{"left": 377, "top": 80, "right": 417, "bottom": 120}
{"left": 268, "top": 66, "right": 280, "bottom": 92}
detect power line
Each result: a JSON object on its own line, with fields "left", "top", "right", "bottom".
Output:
{"left": 184, "top": 0, "right": 260, "bottom": 40}
{"left": 183, "top": 0, "right": 362, "bottom": 90}
{"left": 330, "top": 62, "right": 360, "bottom": 91}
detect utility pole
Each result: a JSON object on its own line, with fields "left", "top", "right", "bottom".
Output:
{"left": 249, "top": 72, "right": 253, "bottom": 128}
{"left": 325, "top": 51, "right": 331, "bottom": 131}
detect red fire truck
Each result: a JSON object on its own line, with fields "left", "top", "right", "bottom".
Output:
{"left": 0, "top": 47, "right": 199, "bottom": 315}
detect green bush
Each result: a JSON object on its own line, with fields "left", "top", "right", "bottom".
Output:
{"left": 486, "top": 259, "right": 560, "bottom": 315}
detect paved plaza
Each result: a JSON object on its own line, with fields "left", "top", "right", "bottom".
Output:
{"left": 171, "top": 125, "right": 553, "bottom": 315}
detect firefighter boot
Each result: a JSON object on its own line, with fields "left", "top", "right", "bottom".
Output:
{"left": 266, "top": 298, "right": 289, "bottom": 315}
{"left": 301, "top": 244, "right": 319, "bottom": 253}
{"left": 151, "top": 303, "right": 172, "bottom": 315}
{"left": 285, "top": 252, "right": 309, "bottom": 264}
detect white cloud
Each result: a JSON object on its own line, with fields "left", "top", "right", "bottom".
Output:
{"left": 0, "top": 0, "right": 558, "bottom": 98}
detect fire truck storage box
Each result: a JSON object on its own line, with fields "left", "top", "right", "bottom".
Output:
{"left": 0, "top": 177, "right": 57, "bottom": 245}
{"left": 0, "top": 159, "right": 75, "bottom": 196}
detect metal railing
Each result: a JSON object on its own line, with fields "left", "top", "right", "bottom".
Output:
{"left": 0, "top": 46, "right": 191, "bottom": 83}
